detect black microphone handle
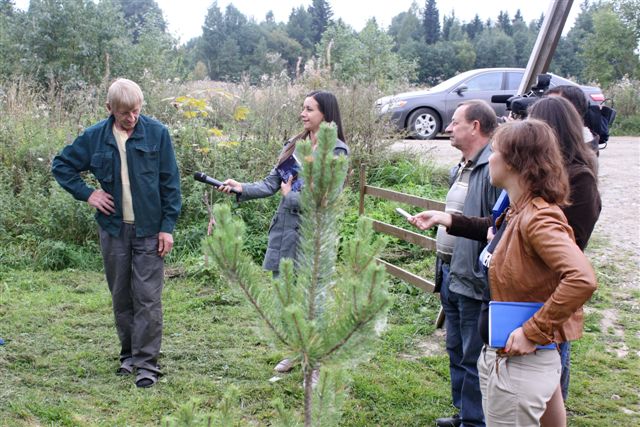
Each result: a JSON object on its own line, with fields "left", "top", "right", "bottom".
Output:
{"left": 193, "top": 172, "right": 241, "bottom": 194}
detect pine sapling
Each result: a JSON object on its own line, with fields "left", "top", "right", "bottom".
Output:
{"left": 203, "top": 122, "right": 391, "bottom": 426}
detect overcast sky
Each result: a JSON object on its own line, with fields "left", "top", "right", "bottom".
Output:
{"left": 13, "top": 0, "right": 580, "bottom": 44}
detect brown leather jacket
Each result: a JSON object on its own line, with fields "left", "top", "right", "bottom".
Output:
{"left": 488, "top": 194, "right": 597, "bottom": 345}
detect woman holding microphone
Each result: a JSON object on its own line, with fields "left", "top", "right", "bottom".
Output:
{"left": 218, "top": 90, "right": 349, "bottom": 376}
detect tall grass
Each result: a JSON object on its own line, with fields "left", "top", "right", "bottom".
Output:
{"left": 0, "top": 75, "right": 410, "bottom": 271}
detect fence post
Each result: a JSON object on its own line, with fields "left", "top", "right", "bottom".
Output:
{"left": 359, "top": 162, "right": 366, "bottom": 216}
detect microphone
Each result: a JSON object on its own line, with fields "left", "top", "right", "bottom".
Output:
{"left": 193, "top": 172, "right": 241, "bottom": 194}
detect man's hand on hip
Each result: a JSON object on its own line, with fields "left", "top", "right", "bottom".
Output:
{"left": 158, "top": 232, "right": 173, "bottom": 257}
{"left": 87, "top": 190, "right": 115, "bottom": 215}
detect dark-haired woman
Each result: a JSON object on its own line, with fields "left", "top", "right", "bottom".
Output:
{"left": 218, "top": 91, "right": 349, "bottom": 375}
{"left": 545, "top": 84, "right": 599, "bottom": 153}
{"left": 478, "top": 120, "right": 597, "bottom": 426}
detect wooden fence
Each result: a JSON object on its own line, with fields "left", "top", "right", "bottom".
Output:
{"left": 358, "top": 164, "right": 446, "bottom": 326}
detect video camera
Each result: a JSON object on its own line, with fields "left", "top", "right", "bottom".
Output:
{"left": 492, "top": 74, "right": 552, "bottom": 119}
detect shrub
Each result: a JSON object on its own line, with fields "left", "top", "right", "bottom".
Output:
{"left": 607, "top": 77, "right": 640, "bottom": 136}
{"left": 0, "top": 76, "right": 446, "bottom": 272}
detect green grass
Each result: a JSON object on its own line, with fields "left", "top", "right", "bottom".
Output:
{"left": 2, "top": 234, "right": 638, "bottom": 426}
{"left": 1, "top": 155, "right": 638, "bottom": 425}
{"left": 0, "top": 267, "right": 453, "bottom": 426}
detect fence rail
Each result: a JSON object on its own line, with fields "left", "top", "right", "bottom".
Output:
{"left": 358, "top": 164, "right": 446, "bottom": 327}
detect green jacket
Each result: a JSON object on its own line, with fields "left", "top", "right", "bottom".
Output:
{"left": 52, "top": 115, "right": 181, "bottom": 237}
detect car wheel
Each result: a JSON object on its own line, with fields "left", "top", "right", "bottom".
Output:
{"left": 407, "top": 108, "right": 441, "bottom": 140}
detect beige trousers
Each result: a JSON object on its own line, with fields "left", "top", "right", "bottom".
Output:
{"left": 478, "top": 346, "right": 561, "bottom": 426}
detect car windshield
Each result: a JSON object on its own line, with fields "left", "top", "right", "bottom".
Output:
{"left": 429, "top": 69, "right": 480, "bottom": 92}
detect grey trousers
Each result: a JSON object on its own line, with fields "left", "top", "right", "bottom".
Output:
{"left": 99, "top": 224, "right": 164, "bottom": 373}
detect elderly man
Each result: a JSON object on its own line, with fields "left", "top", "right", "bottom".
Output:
{"left": 412, "top": 100, "right": 500, "bottom": 427}
{"left": 52, "top": 78, "right": 181, "bottom": 388}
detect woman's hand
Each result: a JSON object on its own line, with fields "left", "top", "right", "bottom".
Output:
{"left": 281, "top": 175, "right": 293, "bottom": 196}
{"left": 504, "top": 327, "right": 537, "bottom": 356}
{"left": 487, "top": 227, "right": 495, "bottom": 242}
{"left": 219, "top": 179, "right": 242, "bottom": 194}
{"left": 408, "top": 210, "right": 452, "bottom": 230}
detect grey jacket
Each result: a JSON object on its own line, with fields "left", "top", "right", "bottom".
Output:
{"left": 448, "top": 143, "right": 501, "bottom": 300}
{"left": 238, "top": 139, "right": 349, "bottom": 272}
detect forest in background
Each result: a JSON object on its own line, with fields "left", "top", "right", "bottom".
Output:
{"left": 1, "top": 0, "right": 638, "bottom": 90}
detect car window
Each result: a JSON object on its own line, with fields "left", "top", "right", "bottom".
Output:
{"left": 506, "top": 72, "right": 524, "bottom": 91}
{"left": 463, "top": 72, "right": 503, "bottom": 91}
{"left": 430, "top": 69, "right": 479, "bottom": 91}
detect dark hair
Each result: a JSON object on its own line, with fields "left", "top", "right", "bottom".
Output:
{"left": 307, "top": 90, "right": 345, "bottom": 142}
{"left": 528, "top": 96, "right": 598, "bottom": 177}
{"left": 459, "top": 99, "right": 498, "bottom": 137}
{"left": 492, "top": 120, "right": 569, "bottom": 205}
{"left": 545, "top": 85, "right": 589, "bottom": 119}
{"left": 277, "top": 90, "right": 345, "bottom": 165}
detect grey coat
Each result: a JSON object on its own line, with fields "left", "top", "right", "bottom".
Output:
{"left": 448, "top": 143, "right": 501, "bottom": 300}
{"left": 238, "top": 139, "right": 349, "bottom": 271}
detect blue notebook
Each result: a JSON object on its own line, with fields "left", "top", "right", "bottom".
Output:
{"left": 491, "top": 190, "right": 510, "bottom": 233}
{"left": 488, "top": 301, "right": 556, "bottom": 350}
{"left": 276, "top": 154, "right": 303, "bottom": 192}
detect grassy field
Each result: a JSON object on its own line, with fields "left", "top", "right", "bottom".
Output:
{"left": 1, "top": 220, "right": 639, "bottom": 426}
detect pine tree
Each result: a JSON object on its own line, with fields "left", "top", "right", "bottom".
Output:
{"left": 309, "top": 0, "right": 333, "bottom": 45}
{"left": 497, "top": 11, "right": 513, "bottom": 36}
{"left": 442, "top": 12, "right": 454, "bottom": 41}
{"left": 423, "top": 0, "right": 440, "bottom": 44}
{"left": 465, "top": 14, "right": 484, "bottom": 40}
{"left": 203, "top": 123, "right": 391, "bottom": 427}
{"left": 287, "top": 6, "right": 315, "bottom": 52}
{"left": 513, "top": 9, "right": 524, "bottom": 24}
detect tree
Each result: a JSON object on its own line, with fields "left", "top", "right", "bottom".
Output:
{"left": 317, "top": 20, "right": 415, "bottom": 88}
{"left": 19, "top": 0, "right": 130, "bottom": 85}
{"left": 511, "top": 13, "right": 534, "bottom": 68}
{"left": 582, "top": 5, "right": 640, "bottom": 85}
{"left": 453, "top": 39, "right": 477, "bottom": 71}
{"left": 418, "top": 41, "right": 455, "bottom": 84}
{"left": 197, "top": 3, "right": 262, "bottom": 81}
{"left": 116, "top": 0, "right": 166, "bottom": 43}
{"left": 534, "top": 13, "right": 545, "bottom": 31}
{"left": 259, "top": 26, "right": 304, "bottom": 76}
{"left": 423, "top": 0, "right": 440, "bottom": 44}
{"left": 388, "top": 2, "right": 423, "bottom": 49}
{"left": 474, "top": 29, "right": 516, "bottom": 68}
{"left": 497, "top": 11, "right": 513, "bottom": 36}
{"left": 199, "top": 1, "right": 225, "bottom": 79}
{"left": 513, "top": 9, "right": 524, "bottom": 25}
{"left": 309, "top": 0, "right": 333, "bottom": 45}
{"left": 464, "top": 14, "right": 484, "bottom": 40}
{"left": 388, "top": 2, "right": 425, "bottom": 76}
{"left": 357, "top": 19, "right": 416, "bottom": 87}
{"left": 286, "top": 6, "right": 314, "bottom": 53}
{"left": 550, "top": 0, "right": 596, "bottom": 81}
{"left": 442, "top": 12, "right": 454, "bottom": 41}
{"left": 613, "top": 0, "right": 640, "bottom": 47}
{"left": 0, "top": 0, "right": 22, "bottom": 77}
{"left": 204, "top": 123, "right": 390, "bottom": 427}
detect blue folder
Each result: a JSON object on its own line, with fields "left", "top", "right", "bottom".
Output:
{"left": 488, "top": 301, "right": 556, "bottom": 350}
{"left": 276, "top": 154, "right": 303, "bottom": 192}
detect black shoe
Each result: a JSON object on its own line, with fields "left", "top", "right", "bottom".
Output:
{"left": 435, "top": 414, "right": 461, "bottom": 427}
